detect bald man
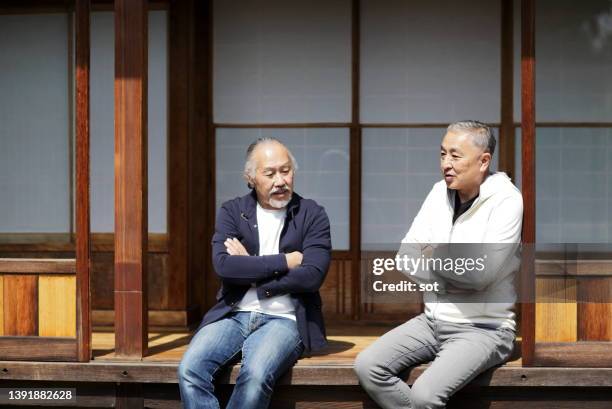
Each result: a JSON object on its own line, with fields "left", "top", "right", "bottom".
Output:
{"left": 178, "top": 137, "right": 332, "bottom": 409}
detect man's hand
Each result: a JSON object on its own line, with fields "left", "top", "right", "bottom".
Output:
{"left": 285, "top": 251, "right": 303, "bottom": 269}
{"left": 225, "top": 238, "right": 249, "bottom": 256}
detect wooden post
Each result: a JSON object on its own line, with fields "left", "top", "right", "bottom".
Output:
{"left": 114, "top": 0, "right": 148, "bottom": 358}
{"left": 520, "top": 0, "right": 536, "bottom": 367}
{"left": 350, "top": 0, "right": 361, "bottom": 321}
{"left": 195, "top": 0, "right": 215, "bottom": 315}
{"left": 167, "top": 0, "right": 190, "bottom": 316}
{"left": 75, "top": 0, "right": 92, "bottom": 362}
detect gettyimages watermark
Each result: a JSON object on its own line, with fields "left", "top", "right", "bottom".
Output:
{"left": 361, "top": 243, "right": 612, "bottom": 304}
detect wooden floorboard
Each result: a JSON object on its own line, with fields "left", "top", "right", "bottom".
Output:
{"left": 92, "top": 324, "right": 409, "bottom": 364}
{"left": 92, "top": 324, "right": 523, "bottom": 366}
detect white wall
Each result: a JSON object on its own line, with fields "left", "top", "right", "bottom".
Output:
{"left": 536, "top": 0, "right": 612, "bottom": 122}
{"left": 361, "top": 0, "right": 501, "bottom": 123}
{"left": 213, "top": 0, "right": 352, "bottom": 123}
{"left": 0, "top": 14, "right": 71, "bottom": 233}
{"left": 515, "top": 128, "right": 612, "bottom": 243}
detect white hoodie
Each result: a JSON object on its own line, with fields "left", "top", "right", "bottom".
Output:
{"left": 398, "top": 172, "right": 523, "bottom": 330}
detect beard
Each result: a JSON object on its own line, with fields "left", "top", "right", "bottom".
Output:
{"left": 268, "top": 187, "right": 292, "bottom": 209}
{"left": 269, "top": 197, "right": 291, "bottom": 209}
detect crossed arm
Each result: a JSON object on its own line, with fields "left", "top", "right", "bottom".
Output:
{"left": 212, "top": 204, "right": 332, "bottom": 295}
{"left": 224, "top": 237, "right": 303, "bottom": 270}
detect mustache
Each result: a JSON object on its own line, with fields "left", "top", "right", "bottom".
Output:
{"left": 270, "top": 186, "right": 290, "bottom": 195}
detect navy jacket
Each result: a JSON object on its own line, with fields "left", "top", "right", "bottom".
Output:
{"left": 198, "top": 190, "right": 332, "bottom": 353}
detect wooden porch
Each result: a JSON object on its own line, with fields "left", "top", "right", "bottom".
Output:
{"left": 1, "top": 324, "right": 611, "bottom": 408}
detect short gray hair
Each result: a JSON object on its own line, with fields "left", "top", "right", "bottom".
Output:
{"left": 244, "top": 137, "right": 299, "bottom": 180}
{"left": 447, "top": 120, "right": 496, "bottom": 155}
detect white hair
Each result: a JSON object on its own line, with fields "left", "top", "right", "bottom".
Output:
{"left": 447, "top": 120, "right": 496, "bottom": 155}
{"left": 244, "top": 137, "right": 299, "bottom": 184}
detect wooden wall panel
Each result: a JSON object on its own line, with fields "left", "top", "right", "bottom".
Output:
{"left": 38, "top": 275, "right": 76, "bottom": 337}
{"left": 535, "top": 277, "right": 577, "bottom": 342}
{"left": 148, "top": 253, "right": 170, "bottom": 310}
{"left": 342, "top": 260, "right": 352, "bottom": 316}
{"left": 0, "top": 275, "right": 3, "bottom": 335}
{"left": 92, "top": 252, "right": 170, "bottom": 311}
{"left": 320, "top": 259, "right": 353, "bottom": 318}
{"left": 578, "top": 277, "right": 612, "bottom": 341}
{"left": 91, "top": 252, "right": 115, "bottom": 310}
{"left": 3, "top": 275, "right": 38, "bottom": 336}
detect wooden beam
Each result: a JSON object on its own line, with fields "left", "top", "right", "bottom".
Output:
{"left": 114, "top": 0, "right": 148, "bottom": 358}
{"left": 499, "top": 0, "right": 516, "bottom": 179}
{"left": 194, "top": 0, "right": 215, "bottom": 314}
{"left": 533, "top": 342, "right": 612, "bottom": 367}
{"left": 0, "top": 259, "right": 76, "bottom": 274}
{"left": 0, "top": 276, "right": 3, "bottom": 336}
{"left": 75, "top": 0, "right": 92, "bottom": 363}
{"left": 0, "top": 360, "right": 610, "bottom": 387}
{"left": 360, "top": 123, "right": 502, "bottom": 128}
{"left": 0, "top": 0, "right": 168, "bottom": 13}
{"left": 350, "top": 0, "right": 361, "bottom": 321}
{"left": 213, "top": 123, "right": 351, "bottom": 128}
{"left": 0, "top": 337, "right": 77, "bottom": 361}
{"left": 520, "top": 0, "right": 536, "bottom": 367}
{"left": 167, "top": 0, "right": 192, "bottom": 313}
{"left": 534, "top": 122, "right": 612, "bottom": 128}
{"left": 0, "top": 233, "right": 167, "bottom": 253}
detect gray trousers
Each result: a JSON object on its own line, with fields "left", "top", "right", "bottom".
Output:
{"left": 354, "top": 313, "right": 515, "bottom": 409}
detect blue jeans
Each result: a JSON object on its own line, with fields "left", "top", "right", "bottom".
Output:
{"left": 178, "top": 311, "right": 304, "bottom": 409}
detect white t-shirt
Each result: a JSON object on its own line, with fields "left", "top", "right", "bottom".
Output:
{"left": 235, "top": 203, "right": 296, "bottom": 320}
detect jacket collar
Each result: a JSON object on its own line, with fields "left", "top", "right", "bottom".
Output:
{"left": 446, "top": 171, "right": 513, "bottom": 216}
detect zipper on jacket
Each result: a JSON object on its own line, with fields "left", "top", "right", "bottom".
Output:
{"left": 448, "top": 194, "right": 485, "bottom": 241}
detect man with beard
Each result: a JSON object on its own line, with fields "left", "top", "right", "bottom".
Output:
{"left": 178, "top": 137, "right": 332, "bottom": 409}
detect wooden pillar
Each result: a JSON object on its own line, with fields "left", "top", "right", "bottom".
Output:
{"left": 114, "top": 0, "right": 148, "bottom": 358}
{"left": 350, "top": 0, "right": 361, "bottom": 320}
{"left": 167, "top": 0, "right": 191, "bottom": 315}
{"left": 75, "top": 0, "right": 91, "bottom": 362}
{"left": 167, "top": 0, "right": 212, "bottom": 325}
{"left": 194, "top": 0, "right": 215, "bottom": 315}
{"left": 520, "top": 0, "right": 536, "bottom": 367}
